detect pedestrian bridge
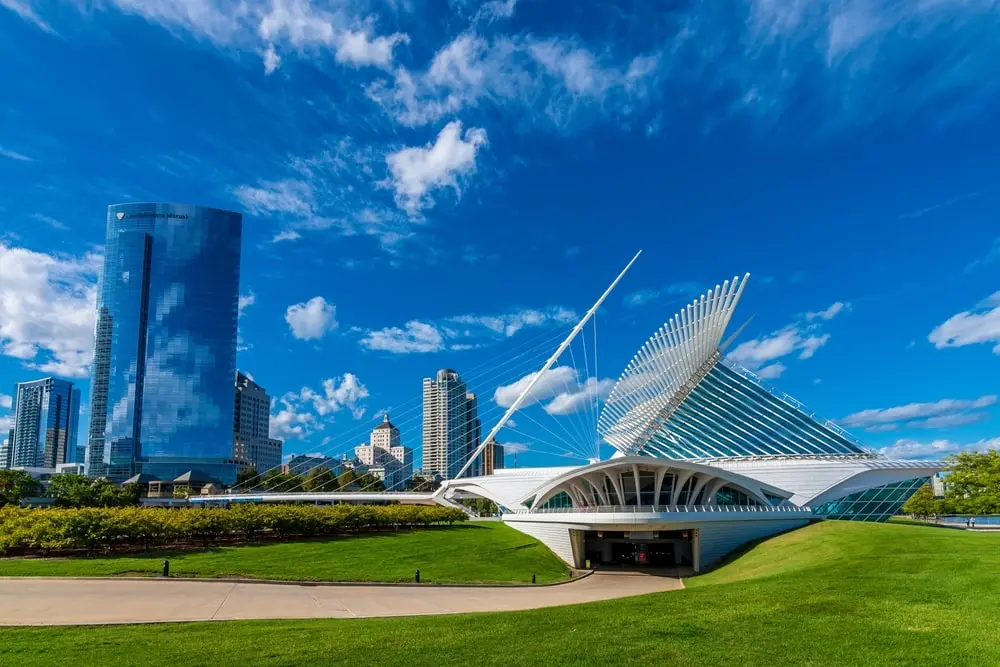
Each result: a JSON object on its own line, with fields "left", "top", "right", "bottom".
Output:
{"left": 189, "top": 491, "right": 442, "bottom": 506}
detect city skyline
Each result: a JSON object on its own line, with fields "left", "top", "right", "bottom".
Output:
{"left": 1, "top": 1, "right": 999, "bottom": 471}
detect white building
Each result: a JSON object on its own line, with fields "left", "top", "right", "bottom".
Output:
{"left": 233, "top": 371, "right": 283, "bottom": 474}
{"left": 355, "top": 414, "right": 414, "bottom": 490}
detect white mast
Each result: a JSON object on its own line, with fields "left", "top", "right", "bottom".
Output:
{"left": 453, "top": 250, "right": 642, "bottom": 480}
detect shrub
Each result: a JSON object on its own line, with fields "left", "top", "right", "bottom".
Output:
{"left": 0, "top": 504, "right": 467, "bottom": 556}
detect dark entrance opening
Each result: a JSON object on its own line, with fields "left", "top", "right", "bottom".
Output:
{"left": 584, "top": 529, "right": 693, "bottom": 570}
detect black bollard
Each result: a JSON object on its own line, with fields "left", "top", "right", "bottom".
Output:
{"left": 162, "top": 560, "right": 170, "bottom": 577}
{"left": 532, "top": 573, "right": 536, "bottom": 584}
{"left": 415, "top": 569, "right": 420, "bottom": 583}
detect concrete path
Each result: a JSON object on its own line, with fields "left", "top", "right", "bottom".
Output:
{"left": 0, "top": 572, "right": 682, "bottom": 626}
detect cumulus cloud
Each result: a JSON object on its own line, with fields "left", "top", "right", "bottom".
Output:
{"left": 841, "top": 395, "right": 997, "bottom": 432}
{"left": 238, "top": 292, "right": 256, "bottom": 315}
{"left": 336, "top": 29, "right": 409, "bottom": 69}
{"left": 0, "top": 242, "right": 101, "bottom": 378}
{"left": 385, "top": 121, "right": 488, "bottom": 216}
{"left": 928, "top": 291, "right": 1000, "bottom": 355}
{"left": 0, "top": 393, "right": 11, "bottom": 409}
{"left": 494, "top": 367, "right": 614, "bottom": 415}
{"left": 299, "top": 373, "right": 370, "bottom": 419}
{"left": 502, "top": 441, "right": 530, "bottom": 454}
{"left": 269, "top": 398, "right": 320, "bottom": 441}
{"left": 285, "top": 296, "right": 338, "bottom": 340}
{"left": 727, "top": 300, "right": 848, "bottom": 375}
{"left": 879, "top": 437, "right": 1000, "bottom": 460}
{"left": 360, "top": 321, "right": 444, "bottom": 354}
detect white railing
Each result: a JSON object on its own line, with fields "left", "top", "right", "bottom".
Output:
{"left": 509, "top": 504, "right": 813, "bottom": 515}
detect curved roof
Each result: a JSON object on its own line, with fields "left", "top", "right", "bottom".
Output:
{"left": 520, "top": 456, "right": 792, "bottom": 512}
{"left": 598, "top": 275, "right": 749, "bottom": 455}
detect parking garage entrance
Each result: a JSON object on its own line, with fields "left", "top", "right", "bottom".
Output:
{"left": 583, "top": 529, "right": 694, "bottom": 569}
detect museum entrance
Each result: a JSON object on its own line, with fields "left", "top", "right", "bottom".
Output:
{"left": 583, "top": 529, "right": 694, "bottom": 570}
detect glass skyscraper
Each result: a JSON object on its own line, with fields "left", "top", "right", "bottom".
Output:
{"left": 9, "top": 378, "right": 81, "bottom": 468}
{"left": 87, "top": 203, "right": 242, "bottom": 484}
{"left": 422, "top": 370, "right": 482, "bottom": 480}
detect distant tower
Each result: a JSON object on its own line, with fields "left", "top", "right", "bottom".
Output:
{"left": 232, "top": 371, "right": 282, "bottom": 474}
{"left": 422, "top": 370, "right": 481, "bottom": 480}
{"left": 483, "top": 439, "right": 505, "bottom": 475}
{"left": 10, "top": 378, "right": 81, "bottom": 468}
{"left": 355, "top": 414, "right": 413, "bottom": 490}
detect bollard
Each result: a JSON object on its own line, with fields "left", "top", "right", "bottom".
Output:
{"left": 415, "top": 569, "right": 420, "bottom": 584}
{"left": 162, "top": 560, "right": 170, "bottom": 578}
{"left": 531, "top": 573, "right": 536, "bottom": 584}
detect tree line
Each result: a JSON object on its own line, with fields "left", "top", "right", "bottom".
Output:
{"left": 902, "top": 451, "right": 1000, "bottom": 517}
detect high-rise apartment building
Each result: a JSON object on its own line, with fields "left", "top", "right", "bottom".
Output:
{"left": 422, "top": 369, "right": 481, "bottom": 480}
{"left": 1, "top": 429, "right": 15, "bottom": 469}
{"left": 86, "top": 203, "right": 243, "bottom": 484}
{"left": 354, "top": 414, "right": 413, "bottom": 490}
{"left": 9, "top": 378, "right": 81, "bottom": 468}
{"left": 483, "top": 439, "right": 505, "bottom": 475}
{"left": 232, "top": 371, "right": 283, "bottom": 474}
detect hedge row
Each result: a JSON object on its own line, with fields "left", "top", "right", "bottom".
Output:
{"left": 0, "top": 504, "right": 467, "bottom": 555}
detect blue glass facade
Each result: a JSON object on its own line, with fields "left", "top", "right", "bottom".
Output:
{"left": 812, "top": 477, "right": 930, "bottom": 522}
{"left": 10, "top": 378, "right": 80, "bottom": 468}
{"left": 643, "top": 362, "right": 868, "bottom": 460}
{"left": 87, "top": 203, "right": 242, "bottom": 484}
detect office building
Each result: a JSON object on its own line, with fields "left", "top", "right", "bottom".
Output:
{"left": 0, "top": 430, "right": 13, "bottom": 469}
{"left": 354, "top": 414, "right": 413, "bottom": 490}
{"left": 422, "top": 370, "right": 481, "bottom": 480}
{"left": 86, "top": 203, "right": 243, "bottom": 484}
{"left": 9, "top": 378, "right": 80, "bottom": 469}
{"left": 232, "top": 371, "right": 282, "bottom": 473}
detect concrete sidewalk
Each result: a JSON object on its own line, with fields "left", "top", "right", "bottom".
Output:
{"left": 0, "top": 571, "right": 682, "bottom": 626}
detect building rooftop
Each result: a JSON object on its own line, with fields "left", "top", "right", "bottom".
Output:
{"left": 374, "top": 413, "right": 396, "bottom": 430}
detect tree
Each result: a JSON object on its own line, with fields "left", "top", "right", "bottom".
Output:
{"left": 236, "top": 466, "right": 260, "bottom": 488}
{"left": 0, "top": 469, "right": 42, "bottom": 506}
{"left": 336, "top": 468, "right": 357, "bottom": 491}
{"left": 303, "top": 467, "right": 336, "bottom": 491}
{"left": 355, "top": 472, "right": 384, "bottom": 492}
{"left": 408, "top": 474, "right": 440, "bottom": 493}
{"left": 47, "top": 474, "right": 96, "bottom": 507}
{"left": 901, "top": 483, "right": 938, "bottom": 518}
{"left": 262, "top": 470, "right": 302, "bottom": 492}
{"left": 940, "top": 451, "right": 1000, "bottom": 515}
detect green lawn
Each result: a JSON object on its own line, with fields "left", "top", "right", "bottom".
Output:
{"left": 3, "top": 521, "right": 1000, "bottom": 666}
{"left": 0, "top": 523, "right": 568, "bottom": 584}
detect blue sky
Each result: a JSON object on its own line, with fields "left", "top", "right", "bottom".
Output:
{"left": 1, "top": 0, "right": 998, "bottom": 468}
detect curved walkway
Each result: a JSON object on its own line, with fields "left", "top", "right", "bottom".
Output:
{"left": 0, "top": 571, "right": 682, "bottom": 626}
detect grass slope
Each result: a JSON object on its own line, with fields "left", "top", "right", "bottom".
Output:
{"left": 3, "top": 521, "right": 1000, "bottom": 666}
{"left": 0, "top": 523, "right": 568, "bottom": 584}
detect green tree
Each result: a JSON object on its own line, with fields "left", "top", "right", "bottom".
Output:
{"left": 262, "top": 470, "right": 303, "bottom": 492}
{"left": 47, "top": 474, "right": 97, "bottom": 507}
{"left": 941, "top": 451, "right": 1000, "bottom": 515}
{"left": 336, "top": 468, "right": 357, "bottom": 491}
{"left": 901, "top": 483, "right": 938, "bottom": 518}
{"left": 0, "top": 469, "right": 42, "bottom": 506}
{"left": 355, "top": 472, "right": 385, "bottom": 492}
{"left": 236, "top": 466, "right": 260, "bottom": 488}
{"left": 303, "top": 467, "right": 336, "bottom": 491}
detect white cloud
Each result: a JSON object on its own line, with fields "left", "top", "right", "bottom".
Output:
{"left": 234, "top": 178, "right": 314, "bottom": 217}
{"left": 494, "top": 366, "right": 578, "bottom": 409}
{"left": 0, "top": 145, "right": 34, "bottom": 161}
{"left": 474, "top": 0, "right": 517, "bottom": 25}
{"left": 0, "top": 393, "right": 11, "bottom": 409}
{"left": 965, "top": 237, "right": 1000, "bottom": 274}
{"left": 360, "top": 320, "right": 444, "bottom": 354}
{"left": 366, "top": 32, "right": 660, "bottom": 129}
{"left": 272, "top": 230, "right": 302, "bottom": 243}
{"left": 238, "top": 292, "right": 256, "bottom": 315}
{"left": 262, "top": 42, "right": 281, "bottom": 74}
{"left": 756, "top": 362, "right": 787, "bottom": 379}
{"left": 336, "top": 29, "right": 409, "bottom": 69}
{"left": 502, "top": 442, "right": 530, "bottom": 454}
{"left": 0, "top": 414, "right": 11, "bottom": 433}
{"left": 623, "top": 282, "right": 706, "bottom": 308}
{"left": 805, "top": 301, "right": 849, "bottom": 321}
{"left": 928, "top": 291, "right": 1000, "bottom": 354}
{"left": 269, "top": 398, "right": 320, "bottom": 441}
{"left": 841, "top": 395, "right": 997, "bottom": 431}
{"left": 544, "top": 377, "right": 615, "bottom": 416}
{"left": 385, "top": 121, "right": 488, "bottom": 216}
{"left": 299, "top": 373, "right": 370, "bottom": 419}
{"left": 879, "top": 437, "right": 1000, "bottom": 460}
{"left": 285, "top": 296, "right": 338, "bottom": 340}
{"left": 31, "top": 213, "right": 68, "bottom": 230}
{"left": 360, "top": 305, "right": 576, "bottom": 354}
{"left": 0, "top": 243, "right": 101, "bottom": 378}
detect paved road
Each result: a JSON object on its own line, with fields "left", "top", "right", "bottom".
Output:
{"left": 0, "top": 572, "right": 682, "bottom": 626}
